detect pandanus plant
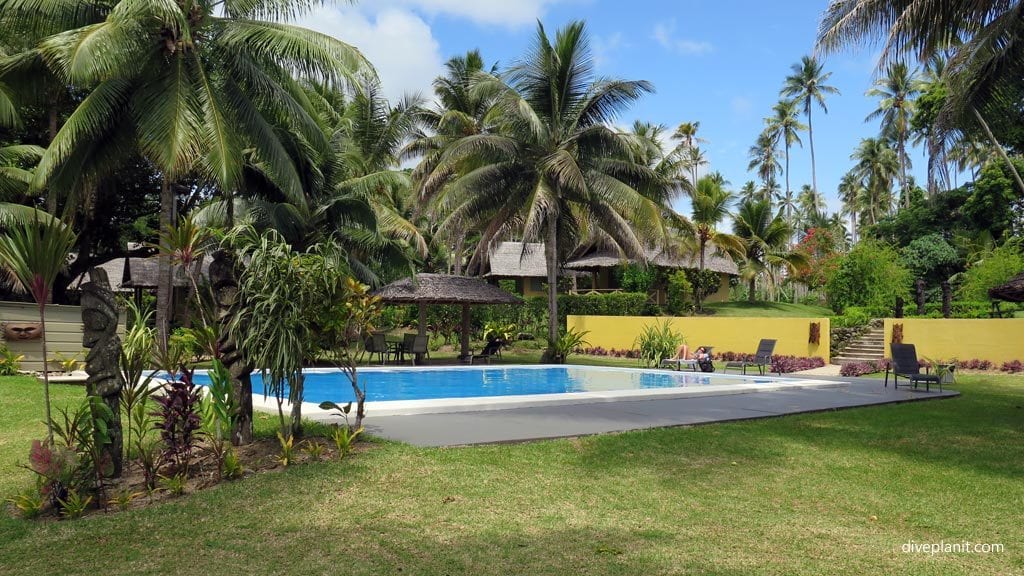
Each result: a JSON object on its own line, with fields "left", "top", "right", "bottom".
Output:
{"left": 0, "top": 214, "right": 78, "bottom": 441}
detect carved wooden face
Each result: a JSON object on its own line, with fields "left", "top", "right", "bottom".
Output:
{"left": 82, "top": 308, "right": 113, "bottom": 348}
{"left": 3, "top": 322, "right": 42, "bottom": 340}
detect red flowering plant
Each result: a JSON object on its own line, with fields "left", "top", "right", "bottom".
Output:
{"left": 792, "top": 228, "right": 840, "bottom": 289}
{"left": 26, "top": 439, "right": 80, "bottom": 508}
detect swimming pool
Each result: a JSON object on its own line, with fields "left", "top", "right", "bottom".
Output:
{"left": 187, "top": 365, "right": 803, "bottom": 405}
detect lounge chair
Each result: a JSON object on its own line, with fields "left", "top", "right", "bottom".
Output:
{"left": 469, "top": 340, "right": 502, "bottom": 364}
{"left": 660, "top": 345, "right": 713, "bottom": 371}
{"left": 885, "top": 343, "right": 942, "bottom": 392}
{"left": 723, "top": 339, "right": 777, "bottom": 375}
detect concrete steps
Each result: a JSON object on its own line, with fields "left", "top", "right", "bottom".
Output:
{"left": 832, "top": 326, "right": 885, "bottom": 364}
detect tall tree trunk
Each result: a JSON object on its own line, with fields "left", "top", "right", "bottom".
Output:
{"left": 807, "top": 99, "right": 818, "bottom": 196}
{"left": 748, "top": 277, "right": 756, "bottom": 304}
{"left": 696, "top": 236, "right": 706, "bottom": 312}
{"left": 39, "top": 305, "right": 53, "bottom": 443}
{"left": 453, "top": 232, "right": 465, "bottom": 275}
{"left": 899, "top": 134, "right": 909, "bottom": 208}
{"left": 973, "top": 108, "right": 1024, "bottom": 195}
{"left": 46, "top": 98, "right": 59, "bottom": 214}
{"left": 544, "top": 212, "right": 559, "bottom": 351}
{"left": 156, "top": 175, "right": 174, "bottom": 350}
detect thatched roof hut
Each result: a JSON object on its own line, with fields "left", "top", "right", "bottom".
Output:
{"left": 989, "top": 272, "right": 1024, "bottom": 303}
{"left": 565, "top": 247, "right": 739, "bottom": 275}
{"left": 373, "top": 273, "right": 522, "bottom": 305}
{"left": 71, "top": 256, "right": 210, "bottom": 291}
{"left": 373, "top": 273, "right": 522, "bottom": 360}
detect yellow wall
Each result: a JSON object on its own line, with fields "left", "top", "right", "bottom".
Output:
{"left": 568, "top": 315, "right": 830, "bottom": 362}
{"left": 1, "top": 302, "right": 126, "bottom": 372}
{"left": 704, "top": 273, "right": 732, "bottom": 303}
{"left": 883, "top": 318, "right": 1024, "bottom": 363}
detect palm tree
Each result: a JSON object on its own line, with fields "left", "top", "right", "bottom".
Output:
{"left": 764, "top": 99, "right": 806, "bottom": 227}
{"left": 194, "top": 80, "right": 421, "bottom": 285}
{"left": 732, "top": 199, "right": 808, "bottom": 303}
{"left": 866, "top": 61, "right": 919, "bottom": 204}
{"left": 781, "top": 56, "right": 839, "bottom": 198}
{"left": 747, "top": 132, "right": 782, "bottom": 191}
{"left": 738, "top": 180, "right": 760, "bottom": 204}
{"left": 672, "top": 121, "right": 706, "bottom": 187}
{"left": 837, "top": 171, "right": 863, "bottom": 242}
{"left": 0, "top": 214, "right": 77, "bottom": 441}
{"left": 627, "top": 121, "right": 693, "bottom": 200}
{"left": 797, "top": 183, "right": 826, "bottom": 229}
{"left": 816, "top": 0, "right": 1024, "bottom": 195}
{"left": 8, "top": 0, "right": 370, "bottom": 345}
{"left": 435, "top": 21, "right": 674, "bottom": 353}
{"left": 685, "top": 176, "right": 743, "bottom": 310}
{"left": 911, "top": 55, "right": 952, "bottom": 196}
{"left": 406, "top": 50, "right": 501, "bottom": 274}
{"left": 850, "top": 137, "right": 899, "bottom": 226}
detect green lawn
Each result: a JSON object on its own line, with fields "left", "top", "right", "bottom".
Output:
{"left": 703, "top": 301, "right": 834, "bottom": 317}
{"left": 1, "top": 373, "right": 1022, "bottom": 575}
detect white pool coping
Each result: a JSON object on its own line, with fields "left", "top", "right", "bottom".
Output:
{"left": 211, "top": 364, "right": 847, "bottom": 420}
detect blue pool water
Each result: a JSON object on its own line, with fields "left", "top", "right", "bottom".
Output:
{"left": 185, "top": 366, "right": 794, "bottom": 404}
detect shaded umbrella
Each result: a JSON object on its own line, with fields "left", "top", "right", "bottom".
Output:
{"left": 989, "top": 272, "right": 1024, "bottom": 303}
{"left": 372, "top": 273, "right": 522, "bottom": 361}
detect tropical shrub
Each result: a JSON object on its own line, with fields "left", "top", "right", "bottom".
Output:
{"left": 900, "top": 233, "right": 961, "bottom": 285}
{"left": 840, "top": 360, "right": 889, "bottom": 377}
{"left": 771, "top": 356, "right": 826, "bottom": 373}
{"left": 958, "top": 238, "right": 1024, "bottom": 301}
{"left": 633, "top": 320, "right": 684, "bottom": 368}
{"left": 0, "top": 344, "right": 24, "bottom": 375}
{"left": 151, "top": 371, "right": 202, "bottom": 475}
{"left": 685, "top": 269, "right": 722, "bottom": 308}
{"left": 825, "top": 241, "right": 913, "bottom": 313}
{"left": 665, "top": 271, "right": 693, "bottom": 315}
{"left": 616, "top": 263, "right": 657, "bottom": 293}
{"left": 547, "top": 328, "right": 591, "bottom": 363}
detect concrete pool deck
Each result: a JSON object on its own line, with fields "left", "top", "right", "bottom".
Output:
{"left": 359, "top": 376, "right": 958, "bottom": 447}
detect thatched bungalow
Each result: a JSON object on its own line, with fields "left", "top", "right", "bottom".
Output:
{"left": 482, "top": 241, "right": 738, "bottom": 304}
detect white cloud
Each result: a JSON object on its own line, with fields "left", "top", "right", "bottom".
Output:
{"left": 592, "top": 32, "right": 626, "bottom": 67}
{"left": 295, "top": 6, "right": 444, "bottom": 103}
{"left": 653, "top": 19, "right": 712, "bottom": 55}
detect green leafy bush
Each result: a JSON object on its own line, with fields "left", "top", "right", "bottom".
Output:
{"left": 958, "top": 238, "right": 1024, "bottom": 301}
{"left": 826, "top": 241, "right": 912, "bottom": 313}
{"left": 616, "top": 263, "right": 656, "bottom": 293}
{"left": 665, "top": 271, "right": 693, "bottom": 315}
{"left": 685, "top": 268, "right": 721, "bottom": 306}
{"left": 546, "top": 327, "right": 590, "bottom": 363}
{"left": 633, "top": 319, "right": 685, "bottom": 368}
{"left": 0, "top": 344, "right": 24, "bottom": 375}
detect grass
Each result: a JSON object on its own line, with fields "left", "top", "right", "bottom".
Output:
{"left": 703, "top": 301, "right": 834, "bottom": 317}
{"left": 1, "top": 373, "right": 1023, "bottom": 574}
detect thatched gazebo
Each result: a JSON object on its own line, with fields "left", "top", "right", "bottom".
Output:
{"left": 372, "top": 273, "right": 522, "bottom": 360}
{"left": 989, "top": 272, "right": 1024, "bottom": 303}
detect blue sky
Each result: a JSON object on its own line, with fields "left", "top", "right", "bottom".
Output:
{"left": 297, "top": 0, "right": 934, "bottom": 215}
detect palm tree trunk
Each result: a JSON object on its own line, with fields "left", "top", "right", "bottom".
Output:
{"left": 748, "top": 277, "right": 756, "bottom": 304}
{"left": 807, "top": 99, "right": 817, "bottom": 195}
{"left": 899, "top": 134, "right": 908, "bottom": 207}
{"left": 545, "top": 212, "right": 559, "bottom": 350}
{"left": 973, "top": 108, "right": 1024, "bottom": 195}
{"left": 156, "top": 175, "right": 174, "bottom": 349}
{"left": 39, "top": 304, "right": 53, "bottom": 443}
{"left": 696, "top": 237, "right": 706, "bottom": 312}
{"left": 453, "top": 232, "right": 465, "bottom": 275}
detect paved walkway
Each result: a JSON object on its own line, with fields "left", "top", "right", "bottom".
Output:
{"left": 363, "top": 377, "right": 958, "bottom": 447}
